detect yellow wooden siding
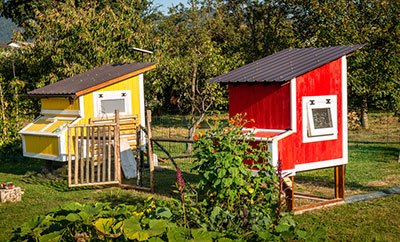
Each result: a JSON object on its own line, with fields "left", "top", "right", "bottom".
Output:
{"left": 41, "top": 98, "right": 79, "bottom": 111}
{"left": 81, "top": 75, "right": 141, "bottom": 124}
{"left": 25, "top": 135, "right": 59, "bottom": 156}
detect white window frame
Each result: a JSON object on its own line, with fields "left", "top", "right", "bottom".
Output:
{"left": 302, "top": 95, "right": 338, "bottom": 143}
{"left": 93, "top": 90, "right": 132, "bottom": 118}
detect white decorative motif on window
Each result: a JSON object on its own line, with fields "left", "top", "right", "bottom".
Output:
{"left": 302, "top": 95, "right": 338, "bottom": 143}
{"left": 93, "top": 91, "right": 132, "bottom": 118}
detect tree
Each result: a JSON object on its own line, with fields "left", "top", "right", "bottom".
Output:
{"left": 209, "top": 0, "right": 296, "bottom": 63}
{"left": 19, "top": 0, "right": 158, "bottom": 88}
{"left": 149, "top": 0, "right": 242, "bottom": 142}
{"left": 0, "top": 0, "right": 159, "bottom": 156}
{"left": 283, "top": 0, "right": 400, "bottom": 128}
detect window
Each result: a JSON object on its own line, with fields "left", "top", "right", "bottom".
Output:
{"left": 302, "top": 95, "right": 337, "bottom": 143}
{"left": 93, "top": 91, "right": 132, "bottom": 118}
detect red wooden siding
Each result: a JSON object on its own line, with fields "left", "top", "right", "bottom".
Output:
{"left": 278, "top": 58, "right": 343, "bottom": 170}
{"left": 228, "top": 83, "right": 291, "bottom": 129}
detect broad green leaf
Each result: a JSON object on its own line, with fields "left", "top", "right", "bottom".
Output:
{"left": 167, "top": 227, "right": 191, "bottom": 242}
{"left": 148, "top": 238, "right": 164, "bottom": 242}
{"left": 275, "top": 223, "right": 290, "bottom": 233}
{"left": 191, "top": 228, "right": 213, "bottom": 242}
{"left": 65, "top": 213, "right": 80, "bottom": 222}
{"left": 123, "top": 216, "right": 145, "bottom": 240}
{"left": 216, "top": 238, "right": 235, "bottom": 242}
{"left": 148, "top": 219, "right": 168, "bottom": 237}
{"left": 60, "top": 203, "right": 82, "bottom": 212}
{"left": 155, "top": 207, "right": 172, "bottom": 219}
{"left": 296, "top": 230, "right": 308, "bottom": 239}
{"left": 94, "top": 218, "right": 117, "bottom": 236}
{"left": 210, "top": 206, "right": 222, "bottom": 222}
{"left": 77, "top": 211, "right": 92, "bottom": 223}
{"left": 39, "top": 230, "right": 62, "bottom": 242}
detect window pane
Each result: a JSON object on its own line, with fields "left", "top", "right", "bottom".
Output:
{"left": 100, "top": 99, "right": 125, "bottom": 114}
{"left": 312, "top": 108, "right": 333, "bottom": 129}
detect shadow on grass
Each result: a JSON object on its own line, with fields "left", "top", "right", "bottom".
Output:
{"left": 97, "top": 191, "right": 148, "bottom": 207}
{"left": 153, "top": 168, "right": 199, "bottom": 196}
{"left": 296, "top": 174, "right": 386, "bottom": 193}
{"left": 349, "top": 140, "right": 400, "bottom": 145}
{"left": 0, "top": 157, "right": 44, "bottom": 175}
{"left": 349, "top": 143, "right": 400, "bottom": 152}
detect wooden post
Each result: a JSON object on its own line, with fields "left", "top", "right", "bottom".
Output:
{"left": 285, "top": 176, "right": 295, "bottom": 211}
{"left": 115, "top": 110, "right": 121, "bottom": 183}
{"left": 74, "top": 127, "right": 79, "bottom": 185}
{"left": 334, "top": 165, "right": 345, "bottom": 199}
{"left": 97, "top": 126, "right": 101, "bottom": 182}
{"left": 136, "top": 129, "right": 142, "bottom": 186}
{"left": 102, "top": 126, "right": 106, "bottom": 182}
{"left": 67, "top": 126, "right": 72, "bottom": 186}
{"left": 85, "top": 126, "right": 90, "bottom": 183}
{"left": 107, "top": 125, "right": 112, "bottom": 182}
{"left": 79, "top": 126, "right": 84, "bottom": 183}
{"left": 91, "top": 126, "right": 95, "bottom": 183}
{"left": 146, "top": 110, "right": 155, "bottom": 193}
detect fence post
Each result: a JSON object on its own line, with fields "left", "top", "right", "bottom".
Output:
{"left": 146, "top": 110, "right": 155, "bottom": 193}
{"left": 115, "top": 110, "right": 121, "bottom": 183}
{"left": 67, "top": 126, "right": 72, "bottom": 186}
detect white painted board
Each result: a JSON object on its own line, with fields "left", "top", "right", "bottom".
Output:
{"left": 120, "top": 138, "right": 137, "bottom": 179}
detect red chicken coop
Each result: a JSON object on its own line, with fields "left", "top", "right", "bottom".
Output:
{"left": 209, "top": 45, "right": 364, "bottom": 211}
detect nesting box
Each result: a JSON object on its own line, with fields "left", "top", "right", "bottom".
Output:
{"left": 209, "top": 45, "right": 364, "bottom": 176}
{"left": 19, "top": 63, "right": 155, "bottom": 161}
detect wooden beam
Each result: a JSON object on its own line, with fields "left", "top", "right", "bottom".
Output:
{"left": 285, "top": 176, "right": 295, "bottom": 211}
{"left": 293, "top": 199, "right": 345, "bottom": 215}
{"left": 67, "top": 126, "right": 72, "bottom": 186}
{"left": 146, "top": 110, "right": 155, "bottom": 193}
{"left": 335, "top": 165, "right": 345, "bottom": 199}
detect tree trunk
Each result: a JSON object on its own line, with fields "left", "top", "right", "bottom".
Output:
{"left": 186, "top": 63, "right": 199, "bottom": 153}
{"left": 360, "top": 97, "right": 369, "bottom": 130}
{"left": 186, "top": 113, "right": 206, "bottom": 154}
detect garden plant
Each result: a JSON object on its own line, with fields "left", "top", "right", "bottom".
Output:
{"left": 10, "top": 115, "right": 309, "bottom": 241}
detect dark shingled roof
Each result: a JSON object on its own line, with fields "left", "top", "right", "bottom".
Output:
{"left": 28, "top": 62, "right": 156, "bottom": 98}
{"left": 208, "top": 45, "right": 365, "bottom": 83}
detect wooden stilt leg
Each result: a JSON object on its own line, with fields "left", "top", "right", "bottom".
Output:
{"left": 285, "top": 176, "right": 295, "bottom": 211}
{"left": 334, "top": 165, "right": 345, "bottom": 199}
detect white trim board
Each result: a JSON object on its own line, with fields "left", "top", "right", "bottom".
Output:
{"left": 139, "top": 74, "right": 146, "bottom": 146}
{"left": 290, "top": 78, "right": 297, "bottom": 132}
{"left": 79, "top": 96, "right": 85, "bottom": 118}
{"left": 341, "top": 56, "right": 348, "bottom": 164}
{"left": 22, "top": 152, "right": 68, "bottom": 162}
{"left": 295, "top": 158, "right": 347, "bottom": 172}
{"left": 41, "top": 109, "right": 80, "bottom": 116}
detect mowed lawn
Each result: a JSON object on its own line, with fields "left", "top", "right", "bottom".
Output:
{"left": 0, "top": 113, "right": 399, "bottom": 241}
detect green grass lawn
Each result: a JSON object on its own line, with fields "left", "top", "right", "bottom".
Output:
{"left": 295, "top": 195, "right": 400, "bottom": 241}
{"left": 0, "top": 113, "right": 399, "bottom": 241}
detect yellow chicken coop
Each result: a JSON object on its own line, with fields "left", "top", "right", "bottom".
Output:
{"left": 19, "top": 63, "right": 155, "bottom": 161}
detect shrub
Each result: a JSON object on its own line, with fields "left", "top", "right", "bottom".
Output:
{"left": 11, "top": 115, "right": 307, "bottom": 241}
{"left": 191, "top": 114, "right": 300, "bottom": 241}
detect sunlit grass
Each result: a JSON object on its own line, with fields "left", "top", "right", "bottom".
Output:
{"left": 295, "top": 195, "right": 400, "bottom": 241}
{"left": 0, "top": 112, "right": 398, "bottom": 241}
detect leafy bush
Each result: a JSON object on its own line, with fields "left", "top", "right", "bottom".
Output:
{"left": 11, "top": 198, "right": 229, "bottom": 241}
{"left": 190, "top": 115, "right": 301, "bottom": 241}
{"left": 11, "top": 115, "right": 308, "bottom": 241}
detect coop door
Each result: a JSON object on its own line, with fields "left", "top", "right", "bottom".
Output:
{"left": 302, "top": 95, "right": 338, "bottom": 143}
{"left": 93, "top": 90, "right": 132, "bottom": 118}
